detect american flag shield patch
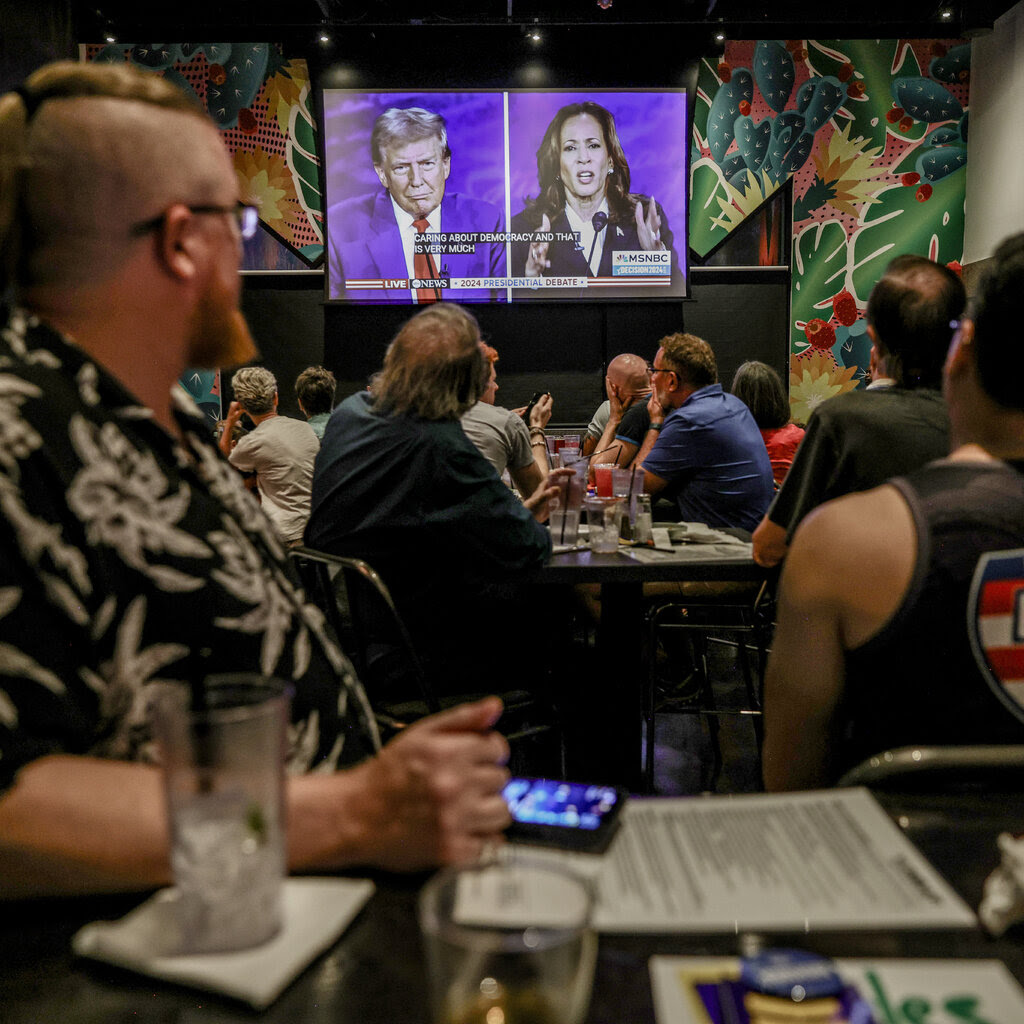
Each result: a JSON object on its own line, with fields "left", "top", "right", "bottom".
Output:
{"left": 968, "top": 549, "right": 1024, "bottom": 722}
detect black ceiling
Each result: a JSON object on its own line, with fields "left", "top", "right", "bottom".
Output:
{"left": 74, "top": 1, "right": 1019, "bottom": 41}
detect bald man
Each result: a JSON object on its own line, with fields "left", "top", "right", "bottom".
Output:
{"left": 0, "top": 61, "right": 512, "bottom": 899}
{"left": 581, "top": 352, "right": 653, "bottom": 460}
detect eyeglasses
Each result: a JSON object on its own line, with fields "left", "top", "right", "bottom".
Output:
{"left": 130, "top": 203, "right": 260, "bottom": 241}
{"left": 649, "top": 365, "right": 674, "bottom": 377}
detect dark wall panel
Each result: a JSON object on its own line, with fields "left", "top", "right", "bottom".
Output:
{"left": 239, "top": 275, "right": 325, "bottom": 419}
{"left": 684, "top": 270, "right": 791, "bottom": 393}
{"left": 242, "top": 272, "right": 790, "bottom": 426}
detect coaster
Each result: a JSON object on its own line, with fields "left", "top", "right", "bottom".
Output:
{"left": 72, "top": 876, "right": 375, "bottom": 1009}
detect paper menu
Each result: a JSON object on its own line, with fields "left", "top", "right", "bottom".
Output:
{"left": 511, "top": 789, "right": 976, "bottom": 932}
{"left": 650, "top": 957, "right": 1024, "bottom": 1024}
{"left": 624, "top": 541, "right": 753, "bottom": 563}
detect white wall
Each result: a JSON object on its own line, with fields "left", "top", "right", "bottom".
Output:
{"left": 964, "top": 1, "right": 1024, "bottom": 264}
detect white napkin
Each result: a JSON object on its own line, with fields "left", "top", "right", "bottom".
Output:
{"left": 72, "top": 876, "right": 375, "bottom": 1009}
{"left": 670, "top": 522, "right": 745, "bottom": 544}
{"left": 980, "top": 832, "right": 1024, "bottom": 936}
{"left": 551, "top": 523, "right": 589, "bottom": 554}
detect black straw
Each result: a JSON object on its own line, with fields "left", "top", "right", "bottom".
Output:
{"left": 568, "top": 443, "right": 621, "bottom": 466}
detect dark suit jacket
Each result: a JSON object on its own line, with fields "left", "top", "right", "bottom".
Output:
{"left": 328, "top": 190, "right": 506, "bottom": 303}
{"left": 508, "top": 198, "right": 680, "bottom": 299}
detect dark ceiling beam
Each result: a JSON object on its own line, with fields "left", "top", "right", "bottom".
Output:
{"left": 73, "top": 0, "right": 1016, "bottom": 40}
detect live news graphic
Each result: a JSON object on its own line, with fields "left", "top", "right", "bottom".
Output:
{"left": 323, "top": 88, "right": 688, "bottom": 305}
{"left": 346, "top": 230, "right": 675, "bottom": 296}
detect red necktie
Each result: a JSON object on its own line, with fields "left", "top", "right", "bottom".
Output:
{"left": 413, "top": 217, "right": 440, "bottom": 304}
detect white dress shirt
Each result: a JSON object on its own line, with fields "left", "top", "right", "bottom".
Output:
{"left": 564, "top": 198, "right": 610, "bottom": 276}
{"left": 389, "top": 195, "right": 442, "bottom": 301}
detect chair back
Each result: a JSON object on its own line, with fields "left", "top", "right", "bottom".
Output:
{"left": 837, "top": 744, "right": 1024, "bottom": 791}
{"left": 291, "top": 547, "right": 565, "bottom": 774}
{"left": 290, "top": 546, "right": 441, "bottom": 717}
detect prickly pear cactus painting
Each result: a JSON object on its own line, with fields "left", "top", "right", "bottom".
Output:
{"left": 691, "top": 38, "right": 970, "bottom": 423}
{"left": 87, "top": 42, "right": 323, "bottom": 270}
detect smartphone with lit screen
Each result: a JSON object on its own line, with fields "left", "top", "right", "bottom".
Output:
{"left": 521, "top": 391, "right": 547, "bottom": 423}
{"left": 503, "top": 776, "right": 627, "bottom": 854}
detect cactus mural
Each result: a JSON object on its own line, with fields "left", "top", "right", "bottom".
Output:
{"left": 88, "top": 41, "right": 323, "bottom": 270}
{"left": 85, "top": 41, "right": 326, "bottom": 423}
{"left": 691, "top": 38, "right": 970, "bottom": 421}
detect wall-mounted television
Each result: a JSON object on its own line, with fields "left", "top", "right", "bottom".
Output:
{"left": 322, "top": 88, "right": 688, "bottom": 304}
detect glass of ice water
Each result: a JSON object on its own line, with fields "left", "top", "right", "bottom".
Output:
{"left": 584, "top": 496, "right": 624, "bottom": 553}
{"left": 549, "top": 460, "right": 587, "bottom": 546}
{"left": 151, "top": 675, "right": 289, "bottom": 954}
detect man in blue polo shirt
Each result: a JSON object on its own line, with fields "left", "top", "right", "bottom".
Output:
{"left": 633, "top": 332, "right": 774, "bottom": 531}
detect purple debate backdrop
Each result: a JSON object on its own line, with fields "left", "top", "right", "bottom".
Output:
{"left": 323, "top": 90, "right": 507, "bottom": 215}
{"left": 507, "top": 90, "right": 688, "bottom": 250}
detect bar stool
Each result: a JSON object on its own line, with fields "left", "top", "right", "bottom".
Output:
{"left": 642, "top": 578, "right": 774, "bottom": 793}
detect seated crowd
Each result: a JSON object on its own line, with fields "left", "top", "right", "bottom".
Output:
{"left": 3, "top": 59, "right": 1024, "bottom": 901}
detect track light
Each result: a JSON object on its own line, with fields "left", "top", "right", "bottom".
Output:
{"left": 315, "top": 15, "right": 334, "bottom": 46}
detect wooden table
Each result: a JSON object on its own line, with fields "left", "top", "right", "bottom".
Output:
{"left": 527, "top": 540, "right": 767, "bottom": 790}
{"left": 3, "top": 789, "right": 1023, "bottom": 1023}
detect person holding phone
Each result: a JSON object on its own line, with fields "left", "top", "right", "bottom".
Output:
{"left": 461, "top": 344, "right": 552, "bottom": 496}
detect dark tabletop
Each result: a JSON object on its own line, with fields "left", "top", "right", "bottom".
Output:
{"left": 3, "top": 789, "right": 1024, "bottom": 1023}
{"left": 530, "top": 534, "right": 764, "bottom": 586}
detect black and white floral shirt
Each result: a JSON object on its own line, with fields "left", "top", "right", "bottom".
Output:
{"left": 0, "top": 306, "right": 379, "bottom": 792}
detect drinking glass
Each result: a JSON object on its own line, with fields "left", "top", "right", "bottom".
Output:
{"left": 584, "top": 496, "right": 623, "bottom": 553}
{"left": 151, "top": 675, "right": 289, "bottom": 954}
{"left": 593, "top": 464, "right": 614, "bottom": 498}
{"left": 611, "top": 467, "right": 632, "bottom": 498}
{"left": 419, "top": 858, "right": 596, "bottom": 1024}
{"left": 549, "top": 461, "right": 586, "bottom": 546}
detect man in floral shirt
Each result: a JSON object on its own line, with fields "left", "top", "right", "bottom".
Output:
{"left": 0, "top": 61, "right": 511, "bottom": 898}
